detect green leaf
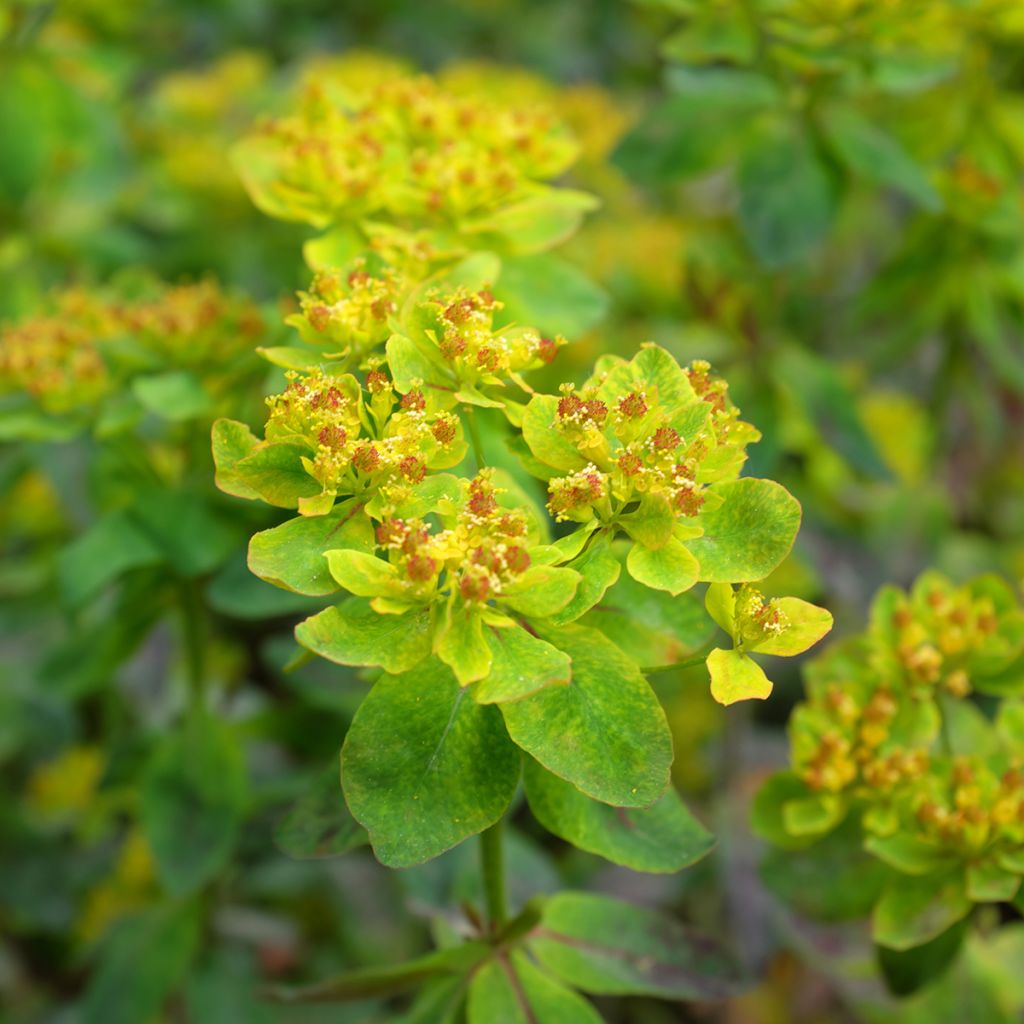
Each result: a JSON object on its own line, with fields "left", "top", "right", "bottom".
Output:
{"left": 132, "top": 371, "right": 210, "bottom": 421}
{"left": 436, "top": 603, "right": 491, "bottom": 685}
{"left": 463, "top": 189, "right": 598, "bottom": 253}
{"left": 302, "top": 224, "right": 364, "bottom": 270}
{"left": 521, "top": 394, "right": 589, "bottom": 474}
{"left": 548, "top": 542, "right": 620, "bottom": 625}
{"left": 499, "top": 565, "right": 580, "bottom": 618}
{"left": 325, "top": 549, "right": 402, "bottom": 597}
{"left": 207, "top": 554, "right": 322, "bottom": 619}
{"left": 235, "top": 443, "right": 321, "bottom": 508}
{"left": 706, "top": 647, "right": 772, "bottom": 705}
{"left": 626, "top": 536, "right": 699, "bottom": 595}
{"left": 738, "top": 127, "right": 837, "bottom": 268}
{"left": 524, "top": 759, "right": 714, "bottom": 872}
{"left": 249, "top": 500, "right": 374, "bottom": 596}
{"left": 81, "top": 902, "right": 201, "bottom": 1024}
{"left": 619, "top": 494, "right": 675, "bottom": 549}
{"left": 474, "top": 626, "right": 571, "bottom": 703}
{"left": 864, "top": 833, "right": 959, "bottom": 876}
{"left": 274, "top": 762, "right": 367, "bottom": 860}
{"left": 580, "top": 564, "right": 715, "bottom": 670}
{"left": 704, "top": 583, "right": 735, "bottom": 635}
{"left": 529, "top": 892, "right": 742, "bottom": 1000}
{"left": 751, "top": 597, "right": 833, "bottom": 656}
{"left": 140, "top": 715, "right": 247, "bottom": 896}
{"left": 211, "top": 418, "right": 261, "bottom": 500}
{"left": 750, "top": 771, "right": 820, "bottom": 849}
{"left": 386, "top": 333, "right": 453, "bottom": 407}
{"left": 823, "top": 105, "right": 942, "bottom": 210}
{"left": 782, "top": 792, "right": 846, "bottom": 837}
{"left": 686, "top": 478, "right": 801, "bottom": 582}
{"left": 468, "top": 953, "right": 602, "bottom": 1024}
{"left": 761, "top": 819, "right": 891, "bottom": 921}
{"left": 967, "top": 860, "right": 1021, "bottom": 903}
{"left": 873, "top": 870, "right": 971, "bottom": 951}
{"left": 57, "top": 510, "right": 163, "bottom": 607}
{"left": 340, "top": 658, "right": 520, "bottom": 867}
{"left": 129, "top": 491, "right": 238, "bottom": 578}
{"left": 500, "top": 623, "right": 672, "bottom": 807}
{"left": 878, "top": 921, "right": 967, "bottom": 997}
{"left": 495, "top": 252, "right": 609, "bottom": 338}
{"left": 296, "top": 598, "right": 434, "bottom": 674}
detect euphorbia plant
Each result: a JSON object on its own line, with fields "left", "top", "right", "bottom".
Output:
{"left": 213, "top": 70, "right": 832, "bottom": 1019}
{"left": 755, "top": 571, "right": 1024, "bottom": 1008}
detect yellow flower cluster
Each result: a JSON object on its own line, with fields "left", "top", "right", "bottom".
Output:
{"left": 287, "top": 262, "right": 402, "bottom": 366}
{"left": 789, "top": 573, "right": 1024, "bottom": 860}
{"left": 265, "top": 369, "right": 461, "bottom": 495}
{"left": 427, "top": 288, "right": 560, "bottom": 381}
{"left": 544, "top": 357, "right": 759, "bottom": 522}
{"left": 0, "top": 281, "right": 264, "bottom": 415}
{"left": 237, "top": 73, "right": 578, "bottom": 228}
{"left": 376, "top": 471, "right": 533, "bottom": 604}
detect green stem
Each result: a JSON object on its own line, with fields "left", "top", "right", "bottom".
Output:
{"left": 480, "top": 818, "right": 507, "bottom": 930}
{"left": 466, "top": 407, "right": 486, "bottom": 471}
{"left": 179, "top": 578, "right": 206, "bottom": 716}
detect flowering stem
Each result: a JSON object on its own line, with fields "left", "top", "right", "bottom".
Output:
{"left": 480, "top": 818, "right": 507, "bottom": 930}
{"left": 466, "top": 407, "right": 486, "bottom": 470}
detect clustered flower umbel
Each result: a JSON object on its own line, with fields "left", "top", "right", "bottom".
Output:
{"left": 289, "top": 261, "right": 400, "bottom": 364}
{"left": 430, "top": 288, "right": 561, "bottom": 379}
{"left": 544, "top": 359, "right": 747, "bottom": 523}
{"left": 791, "top": 576, "right": 1024, "bottom": 856}
{"left": 376, "top": 471, "right": 532, "bottom": 604}
{"left": 734, "top": 585, "right": 789, "bottom": 647}
{"left": 0, "top": 282, "right": 263, "bottom": 414}
{"left": 248, "top": 73, "right": 577, "bottom": 225}
{"left": 881, "top": 580, "right": 1002, "bottom": 698}
{"left": 265, "top": 368, "right": 459, "bottom": 494}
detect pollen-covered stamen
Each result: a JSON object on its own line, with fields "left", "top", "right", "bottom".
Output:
{"left": 406, "top": 553, "right": 438, "bottom": 582}
{"left": 537, "top": 336, "right": 559, "bottom": 364}
{"left": 353, "top": 444, "right": 381, "bottom": 473}
{"left": 652, "top": 425, "right": 681, "bottom": 451}
{"left": 398, "top": 455, "right": 427, "bottom": 483}
{"left": 617, "top": 391, "right": 648, "bottom": 420}
{"left": 466, "top": 474, "right": 499, "bottom": 520}
{"left": 366, "top": 368, "right": 390, "bottom": 393}
{"left": 431, "top": 415, "right": 457, "bottom": 445}
{"left": 547, "top": 464, "right": 607, "bottom": 522}
{"left": 504, "top": 545, "right": 531, "bottom": 574}
{"left": 318, "top": 424, "right": 347, "bottom": 448}
{"left": 400, "top": 388, "right": 426, "bottom": 412}
{"left": 617, "top": 451, "right": 643, "bottom": 477}
{"left": 673, "top": 482, "right": 704, "bottom": 517}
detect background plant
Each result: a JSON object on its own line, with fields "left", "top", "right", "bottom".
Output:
{"left": 3, "top": 1, "right": 1024, "bottom": 1021}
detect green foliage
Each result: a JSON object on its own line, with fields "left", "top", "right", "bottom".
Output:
{"left": 758, "top": 571, "right": 1024, "bottom": 993}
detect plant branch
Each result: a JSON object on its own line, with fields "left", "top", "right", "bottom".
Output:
{"left": 480, "top": 817, "right": 507, "bottom": 930}
{"left": 466, "top": 407, "right": 486, "bottom": 470}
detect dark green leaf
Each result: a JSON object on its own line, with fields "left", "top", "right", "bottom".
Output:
{"left": 341, "top": 659, "right": 520, "bottom": 867}
{"left": 274, "top": 761, "right": 367, "bottom": 860}
{"left": 524, "top": 759, "right": 714, "bottom": 872}
{"left": 140, "top": 715, "right": 247, "bottom": 896}
{"left": 82, "top": 902, "right": 201, "bottom": 1024}
{"left": 500, "top": 624, "right": 672, "bottom": 808}
{"left": 530, "top": 892, "right": 742, "bottom": 999}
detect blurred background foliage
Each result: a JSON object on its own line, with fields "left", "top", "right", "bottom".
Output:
{"left": 1, "top": 0, "right": 1023, "bottom": 1021}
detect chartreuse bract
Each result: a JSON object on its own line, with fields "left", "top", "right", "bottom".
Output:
{"left": 213, "top": 67, "right": 831, "bottom": 1020}
{"left": 755, "top": 571, "right": 1024, "bottom": 994}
